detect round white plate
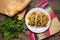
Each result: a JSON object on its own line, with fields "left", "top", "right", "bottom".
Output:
{"left": 25, "top": 8, "right": 51, "bottom": 33}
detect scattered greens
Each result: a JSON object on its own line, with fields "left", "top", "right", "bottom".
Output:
{"left": 0, "top": 16, "right": 26, "bottom": 40}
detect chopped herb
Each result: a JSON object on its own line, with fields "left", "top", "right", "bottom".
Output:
{"left": 0, "top": 16, "right": 26, "bottom": 40}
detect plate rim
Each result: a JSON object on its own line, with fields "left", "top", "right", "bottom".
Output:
{"left": 25, "top": 8, "right": 51, "bottom": 33}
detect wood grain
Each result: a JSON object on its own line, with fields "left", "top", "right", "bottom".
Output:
{"left": 0, "top": 0, "right": 60, "bottom": 40}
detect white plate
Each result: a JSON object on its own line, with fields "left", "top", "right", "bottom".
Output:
{"left": 25, "top": 8, "right": 51, "bottom": 33}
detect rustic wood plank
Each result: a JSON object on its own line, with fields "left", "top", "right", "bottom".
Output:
{"left": 48, "top": 0, "right": 60, "bottom": 10}
{"left": 0, "top": 0, "right": 60, "bottom": 40}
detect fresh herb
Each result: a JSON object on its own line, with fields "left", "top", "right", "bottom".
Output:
{"left": 0, "top": 16, "right": 26, "bottom": 40}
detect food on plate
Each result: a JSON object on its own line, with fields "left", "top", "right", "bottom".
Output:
{"left": 36, "top": 13, "right": 42, "bottom": 26}
{"left": 0, "top": 0, "right": 31, "bottom": 17}
{"left": 42, "top": 13, "right": 49, "bottom": 26}
{"left": 28, "top": 12, "right": 36, "bottom": 26}
{"left": 27, "top": 12, "right": 49, "bottom": 27}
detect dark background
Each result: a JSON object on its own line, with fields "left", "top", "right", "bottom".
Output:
{"left": 0, "top": 0, "right": 60, "bottom": 40}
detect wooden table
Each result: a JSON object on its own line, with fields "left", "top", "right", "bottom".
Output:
{"left": 0, "top": 0, "right": 60, "bottom": 40}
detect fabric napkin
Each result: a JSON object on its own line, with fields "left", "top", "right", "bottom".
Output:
{"left": 29, "top": 0, "right": 60, "bottom": 40}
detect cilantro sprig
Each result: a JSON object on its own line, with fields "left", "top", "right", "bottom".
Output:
{"left": 0, "top": 16, "right": 26, "bottom": 40}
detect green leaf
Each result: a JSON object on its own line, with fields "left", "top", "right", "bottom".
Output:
{"left": 0, "top": 16, "right": 26, "bottom": 40}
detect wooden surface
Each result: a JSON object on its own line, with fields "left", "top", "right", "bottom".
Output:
{"left": 0, "top": 0, "right": 60, "bottom": 40}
